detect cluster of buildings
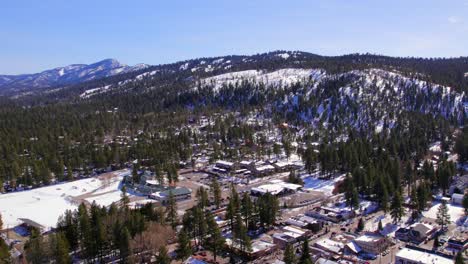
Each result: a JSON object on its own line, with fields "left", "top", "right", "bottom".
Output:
{"left": 212, "top": 159, "right": 301, "bottom": 178}
{"left": 125, "top": 170, "right": 192, "bottom": 205}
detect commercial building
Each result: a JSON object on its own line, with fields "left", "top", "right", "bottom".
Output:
{"left": 451, "top": 193, "right": 464, "bottom": 205}
{"left": 395, "top": 247, "right": 453, "bottom": 264}
{"left": 149, "top": 187, "right": 192, "bottom": 205}
{"left": 250, "top": 180, "right": 301, "bottom": 196}
{"left": 353, "top": 234, "right": 389, "bottom": 255}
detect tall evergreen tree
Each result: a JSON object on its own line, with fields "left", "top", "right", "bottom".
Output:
{"left": 50, "top": 232, "right": 71, "bottom": 264}
{"left": 390, "top": 191, "right": 405, "bottom": 223}
{"left": 119, "top": 227, "right": 133, "bottom": 264}
{"left": 298, "top": 239, "right": 311, "bottom": 264}
{"left": 176, "top": 230, "right": 192, "bottom": 260}
{"left": 156, "top": 246, "right": 171, "bottom": 264}
{"left": 166, "top": 191, "right": 178, "bottom": 229}
{"left": 205, "top": 212, "right": 225, "bottom": 261}
{"left": 284, "top": 243, "right": 296, "bottom": 264}
{"left": 436, "top": 200, "right": 451, "bottom": 231}
{"left": 211, "top": 177, "right": 222, "bottom": 209}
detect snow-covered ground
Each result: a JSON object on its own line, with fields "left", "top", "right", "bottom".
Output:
{"left": 0, "top": 169, "right": 132, "bottom": 230}
{"left": 423, "top": 202, "right": 465, "bottom": 224}
{"left": 302, "top": 173, "right": 345, "bottom": 195}
{"left": 199, "top": 68, "right": 325, "bottom": 92}
{"left": 364, "top": 211, "right": 411, "bottom": 236}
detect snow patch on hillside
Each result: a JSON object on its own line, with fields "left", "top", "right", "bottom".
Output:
{"left": 80, "top": 85, "right": 111, "bottom": 98}
{"left": 199, "top": 68, "right": 325, "bottom": 91}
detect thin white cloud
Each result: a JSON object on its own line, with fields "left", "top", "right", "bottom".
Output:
{"left": 448, "top": 16, "right": 461, "bottom": 24}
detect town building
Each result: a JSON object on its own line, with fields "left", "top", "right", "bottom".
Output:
{"left": 250, "top": 180, "right": 301, "bottom": 196}
{"left": 451, "top": 193, "right": 464, "bottom": 205}
{"left": 215, "top": 160, "right": 234, "bottom": 170}
{"left": 353, "top": 233, "right": 389, "bottom": 255}
{"left": 395, "top": 247, "right": 453, "bottom": 264}
{"left": 448, "top": 236, "right": 468, "bottom": 251}
{"left": 149, "top": 187, "right": 192, "bottom": 205}
{"left": 395, "top": 223, "right": 437, "bottom": 244}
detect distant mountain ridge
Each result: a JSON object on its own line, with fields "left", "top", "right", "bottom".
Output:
{"left": 0, "top": 59, "right": 149, "bottom": 93}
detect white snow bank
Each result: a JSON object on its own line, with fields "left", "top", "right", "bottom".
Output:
{"left": 0, "top": 169, "right": 131, "bottom": 230}
{"left": 424, "top": 202, "right": 464, "bottom": 224}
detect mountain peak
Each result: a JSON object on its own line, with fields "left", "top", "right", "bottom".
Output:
{"left": 0, "top": 58, "right": 146, "bottom": 92}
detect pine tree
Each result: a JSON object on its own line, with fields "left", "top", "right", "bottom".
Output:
{"left": 344, "top": 174, "right": 359, "bottom": 210}
{"left": 390, "top": 191, "right": 405, "bottom": 224}
{"left": 77, "top": 203, "right": 92, "bottom": 259}
{"left": 436, "top": 200, "right": 451, "bottom": 231}
{"left": 455, "top": 251, "right": 464, "bottom": 264}
{"left": 0, "top": 213, "right": 3, "bottom": 230}
{"left": 463, "top": 193, "right": 468, "bottom": 216}
{"left": 284, "top": 243, "right": 296, "bottom": 264}
{"left": 119, "top": 227, "right": 133, "bottom": 264}
{"left": 51, "top": 233, "right": 71, "bottom": 264}
{"left": 166, "top": 191, "right": 178, "bottom": 229}
{"left": 211, "top": 177, "right": 222, "bottom": 208}
{"left": 0, "top": 238, "right": 11, "bottom": 264}
{"left": 241, "top": 192, "right": 254, "bottom": 228}
{"left": 357, "top": 218, "right": 365, "bottom": 231}
{"left": 205, "top": 212, "right": 225, "bottom": 261}
{"left": 433, "top": 233, "right": 439, "bottom": 249}
{"left": 196, "top": 186, "right": 209, "bottom": 209}
{"left": 121, "top": 185, "right": 130, "bottom": 208}
{"left": 25, "top": 230, "right": 48, "bottom": 264}
{"left": 381, "top": 188, "right": 389, "bottom": 213}
{"left": 298, "top": 239, "right": 311, "bottom": 264}
{"left": 156, "top": 246, "right": 171, "bottom": 264}
{"left": 378, "top": 219, "right": 383, "bottom": 232}
{"left": 176, "top": 230, "right": 192, "bottom": 260}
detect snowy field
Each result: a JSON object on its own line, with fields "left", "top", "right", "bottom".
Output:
{"left": 364, "top": 211, "right": 411, "bottom": 236}
{"left": 302, "top": 173, "right": 345, "bottom": 195}
{"left": 423, "top": 202, "right": 465, "bottom": 224}
{"left": 0, "top": 169, "right": 132, "bottom": 230}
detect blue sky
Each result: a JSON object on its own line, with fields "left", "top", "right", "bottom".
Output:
{"left": 1, "top": 0, "right": 467, "bottom": 74}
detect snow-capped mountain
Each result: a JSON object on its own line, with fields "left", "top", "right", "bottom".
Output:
{"left": 188, "top": 67, "right": 466, "bottom": 128}
{"left": 0, "top": 59, "right": 149, "bottom": 93}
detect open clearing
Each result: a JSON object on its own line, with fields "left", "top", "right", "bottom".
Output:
{"left": 0, "top": 169, "right": 134, "bottom": 230}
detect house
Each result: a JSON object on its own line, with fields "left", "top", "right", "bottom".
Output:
{"left": 272, "top": 233, "right": 297, "bottom": 249}
{"left": 215, "top": 160, "right": 234, "bottom": 170}
{"left": 253, "top": 164, "right": 276, "bottom": 177}
{"left": 395, "top": 223, "right": 437, "bottom": 244}
{"left": 286, "top": 215, "right": 323, "bottom": 231}
{"left": 451, "top": 193, "right": 464, "bottom": 205}
{"left": 447, "top": 236, "right": 468, "bottom": 251}
{"left": 149, "top": 187, "right": 192, "bottom": 205}
{"left": 313, "top": 237, "right": 344, "bottom": 255}
{"left": 250, "top": 180, "right": 301, "bottom": 196}
{"left": 395, "top": 247, "right": 453, "bottom": 264}
{"left": 226, "top": 235, "right": 277, "bottom": 259}
{"left": 17, "top": 218, "right": 46, "bottom": 234}
{"left": 353, "top": 234, "right": 389, "bottom": 255}
{"left": 239, "top": 160, "right": 254, "bottom": 170}
{"left": 305, "top": 206, "right": 354, "bottom": 223}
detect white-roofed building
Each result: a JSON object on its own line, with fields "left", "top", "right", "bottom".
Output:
{"left": 215, "top": 160, "right": 234, "bottom": 170}
{"left": 395, "top": 247, "right": 453, "bottom": 264}
{"left": 250, "top": 180, "right": 302, "bottom": 196}
{"left": 452, "top": 193, "right": 464, "bottom": 205}
{"left": 354, "top": 233, "right": 389, "bottom": 254}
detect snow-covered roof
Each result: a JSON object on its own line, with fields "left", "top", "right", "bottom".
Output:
{"left": 255, "top": 164, "right": 275, "bottom": 171}
{"left": 215, "top": 160, "right": 234, "bottom": 167}
{"left": 345, "top": 241, "right": 362, "bottom": 254}
{"left": 396, "top": 248, "right": 452, "bottom": 264}
{"left": 251, "top": 180, "right": 301, "bottom": 195}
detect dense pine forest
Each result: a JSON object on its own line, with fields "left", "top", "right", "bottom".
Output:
{"left": 0, "top": 51, "right": 467, "bottom": 263}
